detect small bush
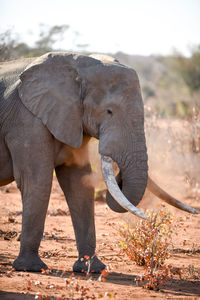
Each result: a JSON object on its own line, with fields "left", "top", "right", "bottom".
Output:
{"left": 119, "top": 205, "right": 181, "bottom": 290}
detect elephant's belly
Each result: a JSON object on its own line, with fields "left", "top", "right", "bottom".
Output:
{"left": 54, "top": 136, "right": 91, "bottom": 168}
{"left": 0, "top": 178, "right": 14, "bottom": 187}
{"left": 0, "top": 136, "right": 14, "bottom": 186}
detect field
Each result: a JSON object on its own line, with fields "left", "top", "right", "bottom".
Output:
{"left": 0, "top": 118, "right": 200, "bottom": 299}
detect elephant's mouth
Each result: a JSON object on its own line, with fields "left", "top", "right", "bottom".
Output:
{"left": 101, "top": 155, "right": 199, "bottom": 218}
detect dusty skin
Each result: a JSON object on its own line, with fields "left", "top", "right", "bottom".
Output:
{"left": 0, "top": 120, "right": 200, "bottom": 299}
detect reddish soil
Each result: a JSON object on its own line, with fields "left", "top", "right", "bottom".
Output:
{"left": 0, "top": 120, "right": 200, "bottom": 299}
{"left": 0, "top": 177, "right": 200, "bottom": 300}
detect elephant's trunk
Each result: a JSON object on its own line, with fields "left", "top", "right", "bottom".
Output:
{"left": 104, "top": 148, "right": 148, "bottom": 213}
{"left": 100, "top": 128, "right": 148, "bottom": 216}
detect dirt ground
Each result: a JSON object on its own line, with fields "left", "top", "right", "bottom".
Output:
{"left": 0, "top": 119, "right": 200, "bottom": 299}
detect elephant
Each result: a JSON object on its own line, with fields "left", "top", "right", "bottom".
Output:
{"left": 0, "top": 52, "right": 198, "bottom": 273}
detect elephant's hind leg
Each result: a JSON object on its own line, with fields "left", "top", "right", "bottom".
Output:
{"left": 55, "top": 163, "right": 106, "bottom": 273}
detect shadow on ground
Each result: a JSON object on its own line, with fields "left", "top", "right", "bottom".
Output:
{"left": 0, "top": 291, "right": 35, "bottom": 300}
{"left": 42, "top": 268, "right": 200, "bottom": 297}
{"left": 1, "top": 264, "right": 200, "bottom": 298}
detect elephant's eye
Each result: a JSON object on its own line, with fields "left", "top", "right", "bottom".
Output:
{"left": 106, "top": 109, "right": 113, "bottom": 115}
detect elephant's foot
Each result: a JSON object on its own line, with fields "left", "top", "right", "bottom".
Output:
{"left": 73, "top": 255, "right": 106, "bottom": 274}
{"left": 13, "top": 254, "right": 48, "bottom": 272}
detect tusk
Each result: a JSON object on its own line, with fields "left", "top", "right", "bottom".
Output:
{"left": 147, "top": 177, "right": 199, "bottom": 214}
{"left": 101, "top": 155, "right": 148, "bottom": 220}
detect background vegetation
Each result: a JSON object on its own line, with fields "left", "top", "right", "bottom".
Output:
{"left": 0, "top": 24, "right": 200, "bottom": 118}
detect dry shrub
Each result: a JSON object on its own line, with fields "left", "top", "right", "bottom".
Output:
{"left": 191, "top": 107, "right": 200, "bottom": 154}
{"left": 119, "top": 205, "right": 182, "bottom": 290}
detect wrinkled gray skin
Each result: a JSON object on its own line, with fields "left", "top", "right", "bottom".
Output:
{"left": 0, "top": 53, "right": 148, "bottom": 273}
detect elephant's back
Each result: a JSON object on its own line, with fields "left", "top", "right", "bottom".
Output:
{"left": 0, "top": 58, "right": 35, "bottom": 124}
{"left": 0, "top": 57, "right": 34, "bottom": 78}
{"left": 0, "top": 57, "right": 34, "bottom": 102}
{"left": 0, "top": 57, "right": 35, "bottom": 93}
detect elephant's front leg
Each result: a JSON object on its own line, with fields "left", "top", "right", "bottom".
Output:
{"left": 55, "top": 163, "right": 106, "bottom": 273}
{"left": 6, "top": 129, "right": 54, "bottom": 272}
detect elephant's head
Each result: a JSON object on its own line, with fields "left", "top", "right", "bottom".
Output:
{"left": 78, "top": 59, "right": 148, "bottom": 216}
{"left": 18, "top": 52, "right": 199, "bottom": 220}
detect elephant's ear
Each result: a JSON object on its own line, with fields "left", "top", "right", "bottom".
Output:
{"left": 18, "top": 53, "right": 83, "bottom": 148}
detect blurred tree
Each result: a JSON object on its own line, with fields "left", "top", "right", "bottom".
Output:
{"left": 35, "top": 24, "right": 69, "bottom": 53}
{"left": 0, "top": 29, "right": 17, "bottom": 61}
{"left": 0, "top": 24, "right": 72, "bottom": 61}
{"left": 174, "top": 45, "right": 200, "bottom": 93}
{"left": 0, "top": 29, "right": 37, "bottom": 61}
{"left": 142, "top": 85, "right": 155, "bottom": 101}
